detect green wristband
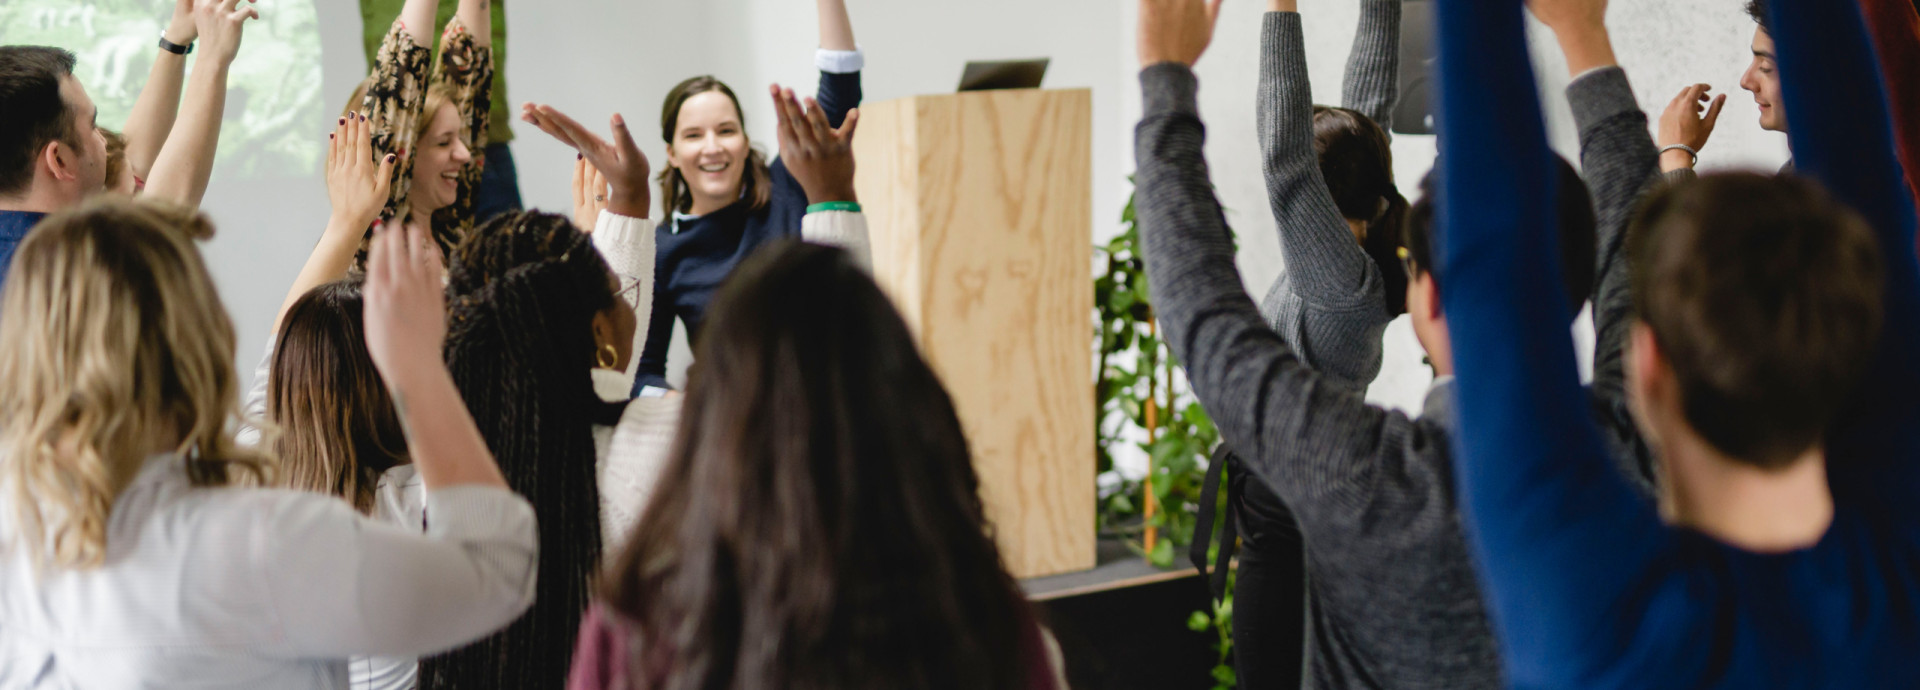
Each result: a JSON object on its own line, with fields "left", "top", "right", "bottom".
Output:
{"left": 806, "top": 201, "right": 862, "bottom": 214}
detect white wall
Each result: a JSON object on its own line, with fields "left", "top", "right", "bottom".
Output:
{"left": 1115, "top": 0, "right": 1792, "bottom": 413}
{"left": 205, "top": 0, "right": 1791, "bottom": 404}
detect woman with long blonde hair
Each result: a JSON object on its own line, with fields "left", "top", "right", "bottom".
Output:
{"left": 0, "top": 199, "right": 537, "bottom": 688}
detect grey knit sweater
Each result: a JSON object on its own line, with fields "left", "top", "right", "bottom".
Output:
{"left": 1256, "top": 6, "right": 1401, "bottom": 390}
{"left": 1137, "top": 63, "right": 1661, "bottom": 689}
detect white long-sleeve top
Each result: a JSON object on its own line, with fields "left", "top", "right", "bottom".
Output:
{"left": 590, "top": 208, "right": 871, "bottom": 551}
{"left": 0, "top": 453, "right": 538, "bottom": 689}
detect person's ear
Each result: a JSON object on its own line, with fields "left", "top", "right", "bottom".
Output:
{"left": 590, "top": 310, "right": 614, "bottom": 348}
{"left": 1413, "top": 272, "right": 1442, "bottom": 321}
{"left": 1627, "top": 322, "right": 1670, "bottom": 408}
{"left": 41, "top": 140, "right": 75, "bottom": 183}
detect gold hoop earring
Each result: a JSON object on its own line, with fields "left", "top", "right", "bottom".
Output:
{"left": 596, "top": 343, "right": 618, "bottom": 370}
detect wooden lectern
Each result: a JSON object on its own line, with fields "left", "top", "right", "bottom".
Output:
{"left": 851, "top": 89, "right": 1095, "bottom": 579}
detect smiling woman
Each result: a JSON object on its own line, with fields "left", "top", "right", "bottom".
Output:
{"left": 631, "top": 0, "right": 865, "bottom": 394}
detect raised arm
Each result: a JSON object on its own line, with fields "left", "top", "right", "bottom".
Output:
{"left": 257, "top": 217, "right": 534, "bottom": 658}
{"left": 1532, "top": 0, "right": 1661, "bottom": 489}
{"left": 1858, "top": 0, "right": 1920, "bottom": 215}
{"left": 398, "top": 0, "right": 440, "bottom": 48}
{"left": 774, "top": 85, "right": 871, "bottom": 265}
{"left": 523, "top": 103, "right": 658, "bottom": 386}
{"left": 119, "top": 0, "right": 197, "bottom": 183}
{"left": 1434, "top": 0, "right": 1686, "bottom": 684}
{"left": 1770, "top": 0, "right": 1920, "bottom": 509}
{"left": 276, "top": 115, "right": 395, "bottom": 332}
{"left": 1341, "top": 0, "right": 1403, "bottom": 133}
{"left": 1136, "top": 0, "right": 1424, "bottom": 537}
{"left": 141, "top": 0, "right": 256, "bottom": 207}
{"left": 1253, "top": 7, "right": 1390, "bottom": 384}
{"left": 810, "top": 0, "right": 862, "bottom": 129}
{"left": 423, "top": 1, "right": 497, "bottom": 243}
{"left": 364, "top": 0, "right": 438, "bottom": 222}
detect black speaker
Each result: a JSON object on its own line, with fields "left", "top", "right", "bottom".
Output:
{"left": 1391, "top": 0, "right": 1438, "bottom": 136}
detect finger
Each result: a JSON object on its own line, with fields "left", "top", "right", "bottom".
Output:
{"left": 524, "top": 104, "right": 580, "bottom": 148}
{"left": 591, "top": 164, "right": 607, "bottom": 203}
{"left": 834, "top": 107, "right": 860, "bottom": 143}
{"left": 573, "top": 154, "right": 587, "bottom": 209}
{"left": 771, "top": 85, "right": 801, "bottom": 149}
{"left": 229, "top": 6, "right": 258, "bottom": 22}
{"left": 1208, "top": 0, "right": 1226, "bottom": 23}
{"left": 609, "top": 113, "right": 643, "bottom": 162}
{"left": 540, "top": 106, "right": 611, "bottom": 154}
{"left": 375, "top": 153, "right": 397, "bottom": 197}
{"left": 802, "top": 96, "right": 835, "bottom": 146}
{"left": 405, "top": 216, "right": 432, "bottom": 272}
{"left": 787, "top": 89, "right": 821, "bottom": 151}
{"left": 1703, "top": 94, "right": 1727, "bottom": 130}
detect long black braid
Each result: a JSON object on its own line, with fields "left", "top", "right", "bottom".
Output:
{"left": 420, "top": 211, "right": 618, "bottom": 688}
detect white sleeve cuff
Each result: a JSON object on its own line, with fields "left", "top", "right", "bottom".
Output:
{"left": 801, "top": 210, "right": 871, "bottom": 272}
{"left": 816, "top": 47, "right": 865, "bottom": 74}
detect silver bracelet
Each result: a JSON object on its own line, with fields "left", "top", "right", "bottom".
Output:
{"left": 1659, "top": 143, "right": 1699, "bottom": 166}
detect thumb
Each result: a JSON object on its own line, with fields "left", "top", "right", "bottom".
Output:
{"left": 1703, "top": 94, "right": 1727, "bottom": 130}
{"left": 836, "top": 108, "right": 861, "bottom": 142}
{"left": 609, "top": 113, "right": 643, "bottom": 160}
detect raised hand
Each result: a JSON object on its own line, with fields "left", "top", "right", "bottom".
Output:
{"left": 1657, "top": 84, "right": 1726, "bottom": 171}
{"left": 1138, "top": 0, "right": 1225, "bottom": 68}
{"left": 165, "top": 0, "right": 199, "bottom": 46}
{"left": 522, "top": 103, "right": 652, "bottom": 219}
{"left": 771, "top": 85, "right": 859, "bottom": 205}
{"left": 362, "top": 217, "right": 449, "bottom": 393}
{"left": 327, "top": 112, "right": 399, "bottom": 234}
{"left": 573, "top": 156, "right": 609, "bottom": 232}
{"left": 194, "top": 0, "right": 259, "bottom": 66}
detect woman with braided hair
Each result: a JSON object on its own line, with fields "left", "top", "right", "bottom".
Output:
{"left": 405, "top": 83, "right": 871, "bottom": 687}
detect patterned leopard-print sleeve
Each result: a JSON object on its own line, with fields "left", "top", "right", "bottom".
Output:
{"left": 362, "top": 22, "right": 431, "bottom": 230}
{"left": 427, "top": 17, "right": 494, "bottom": 256}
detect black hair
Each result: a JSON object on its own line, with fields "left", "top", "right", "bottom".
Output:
{"left": 1314, "top": 106, "right": 1411, "bottom": 317}
{"left": 422, "top": 211, "right": 621, "bottom": 687}
{"left": 1402, "top": 156, "right": 1598, "bottom": 319}
{"left": 601, "top": 241, "right": 1052, "bottom": 689}
{"left": 0, "top": 46, "right": 78, "bottom": 197}
{"left": 1745, "top": 0, "right": 1772, "bottom": 33}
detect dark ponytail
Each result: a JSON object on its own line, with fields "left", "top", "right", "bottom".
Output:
{"left": 1312, "top": 106, "right": 1408, "bottom": 317}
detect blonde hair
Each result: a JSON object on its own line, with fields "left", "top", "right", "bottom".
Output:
{"left": 0, "top": 198, "right": 273, "bottom": 569}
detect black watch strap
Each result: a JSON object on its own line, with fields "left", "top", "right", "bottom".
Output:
{"left": 157, "top": 34, "right": 193, "bottom": 56}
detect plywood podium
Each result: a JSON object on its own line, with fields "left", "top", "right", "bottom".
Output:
{"left": 852, "top": 88, "right": 1095, "bottom": 579}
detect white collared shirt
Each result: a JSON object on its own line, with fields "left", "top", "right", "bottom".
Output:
{"left": 0, "top": 453, "right": 537, "bottom": 689}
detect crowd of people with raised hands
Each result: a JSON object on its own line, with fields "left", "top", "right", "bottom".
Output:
{"left": 0, "top": 0, "right": 1918, "bottom": 686}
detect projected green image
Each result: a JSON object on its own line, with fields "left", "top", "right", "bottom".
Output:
{"left": 0, "top": 1, "right": 324, "bottom": 179}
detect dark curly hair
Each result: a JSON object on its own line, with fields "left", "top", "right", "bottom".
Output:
{"left": 420, "top": 210, "right": 622, "bottom": 688}
{"left": 1745, "top": 0, "right": 1771, "bottom": 33}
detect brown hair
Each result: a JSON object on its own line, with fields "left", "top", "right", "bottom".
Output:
{"left": 1402, "top": 157, "right": 1598, "bottom": 318}
{"left": 657, "top": 76, "right": 772, "bottom": 216}
{"left": 1629, "top": 173, "right": 1882, "bottom": 469}
{"left": 1313, "top": 106, "right": 1411, "bottom": 316}
{"left": 268, "top": 279, "right": 408, "bottom": 514}
{"left": 0, "top": 198, "right": 272, "bottom": 569}
{"left": 601, "top": 241, "right": 1048, "bottom": 690}
{"left": 100, "top": 128, "right": 128, "bottom": 192}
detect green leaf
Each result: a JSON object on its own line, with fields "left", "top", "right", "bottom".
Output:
{"left": 1148, "top": 537, "right": 1175, "bottom": 567}
{"left": 1187, "top": 611, "right": 1211, "bottom": 632}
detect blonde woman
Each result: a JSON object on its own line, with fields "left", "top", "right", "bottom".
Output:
{"left": 0, "top": 199, "right": 535, "bottom": 688}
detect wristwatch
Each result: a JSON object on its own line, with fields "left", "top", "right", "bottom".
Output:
{"left": 158, "top": 34, "right": 194, "bottom": 56}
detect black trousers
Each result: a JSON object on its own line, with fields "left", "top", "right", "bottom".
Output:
{"left": 1197, "top": 450, "right": 1306, "bottom": 689}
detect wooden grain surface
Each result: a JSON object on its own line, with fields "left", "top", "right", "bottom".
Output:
{"left": 853, "top": 89, "right": 1096, "bottom": 578}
